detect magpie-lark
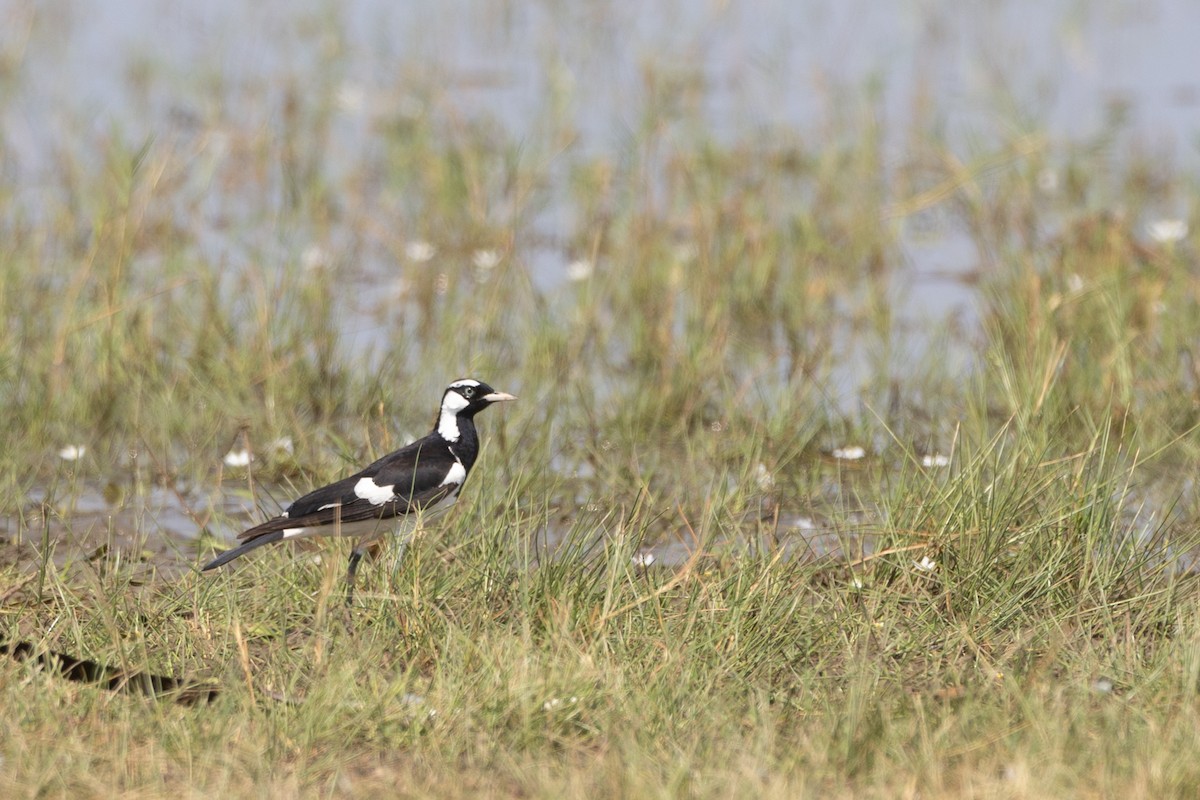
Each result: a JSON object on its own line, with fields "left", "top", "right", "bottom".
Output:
{"left": 202, "top": 379, "right": 516, "bottom": 604}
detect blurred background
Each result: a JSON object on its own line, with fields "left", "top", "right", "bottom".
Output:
{"left": 6, "top": 0, "right": 1198, "bottom": 330}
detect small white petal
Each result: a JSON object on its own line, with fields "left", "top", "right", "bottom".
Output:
{"left": 1147, "top": 219, "right": 1188, "bottom": 243}
{"left": 301, "top": 245, "right": 330, "bottom": 271}
{"left": 632, "top": 552, "right": 656, "bottom": 567}
{"left": 755, "top": 463, "right": 776, "bottom": 491}
{"left": 921, "top": 453, "right": 951, "bottom": 468}
{"left": 269, "top": 436, "right": 295, "bottom": 455}
{"left": 914, "top": 555, "right": 937, "bottom": 572}
{"left": 673, "top": 242, "right": 699, "bottom": 263}
{"left": 566, "top": 259, "right": 593, "bottom": 282}
{"left": 405, "top": 240, "right": 437, "bottom": 262}
{"left": 335, "top": 83, "right": 366, "bottom": 113}
{"left": 58, "top": 445, "right": 87, "bottom": 461}
{"left": 1035, "top": 168, "right": 1059, "bottom": 193}
{"left": 832, "top": 446, "right": 866, "bottom": 460}
{"left": 223, "top": 449, "right": 253, "bottom": 468}
{"left": 472, "top": 249, "right": 501, "bottom": 270}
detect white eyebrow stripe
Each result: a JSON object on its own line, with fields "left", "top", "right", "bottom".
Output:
{"left": 448, "top": 379, "right": 481, "bottom": 389}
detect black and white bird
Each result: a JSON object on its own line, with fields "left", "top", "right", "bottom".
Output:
{"left": 202, "top": 379, "right": 516, "bottom": 604}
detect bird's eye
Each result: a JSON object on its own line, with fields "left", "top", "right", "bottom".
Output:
{"left": 462, "top": 386, "right": 475, "bottom": 398}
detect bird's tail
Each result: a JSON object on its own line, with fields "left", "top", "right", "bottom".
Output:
{"left": 201, "top": 530, "right": 286, "bottom": 571}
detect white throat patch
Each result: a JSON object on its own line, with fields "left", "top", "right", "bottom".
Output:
{"left": 437, "top": 390, "right": 470, "bottom": 441}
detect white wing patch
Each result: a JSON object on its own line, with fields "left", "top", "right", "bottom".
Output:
{"left": 354, "top": 476, "right": 396, "bottom": 505}
{"left": 440, "top": 461, "right": 467, "bottom": 486}
{"left": 280, "top": 518, "right": 403, "bottom": 540}
{"left": 317, "top": 502, "right": 340, "bottom": 511}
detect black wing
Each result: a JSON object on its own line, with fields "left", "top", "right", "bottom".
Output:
{"left": 236, "top": 438, "right": 461, "bottom": 541}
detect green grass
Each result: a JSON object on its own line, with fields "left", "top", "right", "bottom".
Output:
{"left": 4, "top": 28, "right": 1200, "bottom": 799}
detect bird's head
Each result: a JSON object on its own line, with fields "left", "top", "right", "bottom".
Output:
{"left": 436, "top": 379, "right": 516, "bottom": 440}
{"left": 444, "top": 378, "right": 516, "bottom": 413}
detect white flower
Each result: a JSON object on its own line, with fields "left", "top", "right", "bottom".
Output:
{"left": 832, "top": 446, "right": 866, "bottom": 460}
{"left": 673, "top": 242, "right": 699, "bottom": 263}
{"left": 405, "top": 240, "right": 437, "bottom": 262}
{"left": 269, "top": 437, "right": 294, "bottom": 455}
{"left": 850, "top": 575, "right": 865, "bottom": 589}
{"left": 543, "top": 696, "right": 579, "bottom": 711}
{"left": 335, "top": 83, "right": 366, "bottom": 113}
{"left": 58, "top": 445, "right": 86, "bottom": 461}
{"left": 301, "top": 244, "right": 330, "bottom": 271}
{"left": 632, "top": 552, "right": 656, "bottom": 567}
{"left": 1035, "top": 168, "right": 1059, "bottom": 193}
{"left": 754, "top": 463, "right": 776, "bottom": 491}
{"left": 566, "top": 259, "right": 593, "bottom": 282}
{"left": 472, "top": 249, "right": 501, "bottom": 270}
{"left": 223, "top": 449, "right": 253, "bottom": 468}
{"left": 1147, "top": 219, "right": 1188, "bottom": 244}
{"left": 914, "top": 555, "right": 937, "bottom": 572}
{"left": 921, "top": 453, "right": 951, "bottom": 468}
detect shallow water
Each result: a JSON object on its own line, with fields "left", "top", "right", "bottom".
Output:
{"left": 8, "top": 1, "right": 1199, "bottom": 167}
{"left": 6, "top": 0, "right": 1191, "bottom": 387}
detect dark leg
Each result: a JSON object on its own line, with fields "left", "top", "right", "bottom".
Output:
{"left": 345, "top": 546, "right": 366, "bottom": 607}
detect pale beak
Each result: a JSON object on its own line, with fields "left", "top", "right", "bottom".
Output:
{"left": 483, "top": 391, "right": 517, "bottom": 403}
